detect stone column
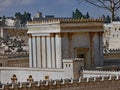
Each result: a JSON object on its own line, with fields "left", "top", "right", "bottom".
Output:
{"left": 55, "top": 33, "right": 62, "bottom": 69}
{"left": 99, "top": 32, "right": 104, "bottom": 66}
{"left": 36, "top": 36, "right": 42, "bottom": 67}
{"left": 32, "top": 36, "right": 37, "bottom": 67}
{"left": 51, "top": 34, "right": 56, "bottom": 68}
{"left": 93, "top": 33, "right": 99, "bottom": 67}
{"left": 46, "top": 36, "right": 52, "bottom": 68}
{"left": 28, "top": 34, "right": 33, "bottom": 67}
{"left": 41, "top": 36, "right": 47, "bottom": 68}
{"left": 90, "top": 32, "right": 95, "bottom": 67}
{"left": 0, "top": 28, "right": 3, "bottom": 38}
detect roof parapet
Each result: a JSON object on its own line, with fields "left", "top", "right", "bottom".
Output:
{"left": 28, "top": 18, "right": 104, "bottom": 24}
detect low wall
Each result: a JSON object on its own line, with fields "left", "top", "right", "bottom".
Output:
{"left": 0, "top": 67, "right": 73, "bottom": 83}
{"left": 1, "top": 76, "right": 120, "bottom": 90}
{"left": 83, "top": 70, "right": 120, "bottom": 78}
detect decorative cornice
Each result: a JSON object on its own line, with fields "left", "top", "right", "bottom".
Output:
{"left": 60, "top": 25, "right": 103, "bottom": 30}
{"left": 28, "top": 18, "right": 104, "bottom": 24}
{"left": 27, "top": 18, "right": 104, "bottom": 33}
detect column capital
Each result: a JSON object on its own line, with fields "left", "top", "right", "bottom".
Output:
{"left": 56, "top": 33, "right": 62, "bottom": 37}
{"left": 28, "top": 34, "right": 32, "bottom": 38}
{"left": 50, "top": 33, "right": 55, "bottom": 37}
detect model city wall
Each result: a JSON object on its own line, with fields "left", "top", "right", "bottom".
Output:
{"left": 1, "top": 75, "right": 120, "bottom": 90}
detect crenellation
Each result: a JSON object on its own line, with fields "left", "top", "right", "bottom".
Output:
{"left": 63, "top": 79, "right": 71, "bottom": 84}
{"left": 103, "top": 76, "right": 109, "bottom": 81}
{"left": 115, "top": 75, "right": 119, "bottom": 80}
{"left": 108, "top": 75, "right": 112, "bottom": 80}
{"left": 110, "top": 75, "right": 116, "bottom": 80}
{"left": 28, "top": 18, "right": 104, "bottom": 25}
{"left": 9, "top": 84, "right": 14, "bottom": 89}
{"left": 88, "top": 77, "right": 94, "bottom": 82}
{"left": 86, "top": 77, "right": 90, "bottom": 82}
{"left": 18, "top": 82, "right": 23, "bottom": 88}
{"left": 0, "top": 85, "right": 4, "bottom": 90}
{"left": 27, "top": 82, "right": 31, "bottom": 87}
{"left": 95, "top": 77, "right": 101, "bottom": 82}
{"left": 93, "top": 77, "right": 96, "bottom": 81}
{"left": 60, "top": 79, "right": 65, "bottom": 85}
{"left": 69, "top": 78, "right": 73, "bottom": 83}
{"left": 54, "top": 80, "right": 61, "bottom": 85}
{"left": 53, "top": 80, "right": 57, "bottom": 85}
{"left": 1, "top": 76, "right": 120, "bottom": 90}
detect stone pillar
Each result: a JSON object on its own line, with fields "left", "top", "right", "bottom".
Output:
{"left": 0, "top": 28, "right": 3, "bottom": 38}
{"left": 41, "top": 36, "right": 47, "bottom": 68}
{"left": 99, "top": 32, "right": 104, "bottom": 66}
{"left": 93, "top": 33, "right": 99, "bottom": 67}
{"left": 51, "top": 34, "right": 56, "bottom": 68}
{"left": 46, "top": 36, "right": 52, "bottom": 68}
{"left": 36, "top": 36, "right": 42, "bottom": 67}
{"left": 55, "top": 33, "right": 62, "bottom": 68}
{"left": 32, "top": 36, "right": 37, "bottom": 67}
{"left": 90, "top": 32, "right": 95, "bottom": 67}
{"left": 28, "top": 34, "right": 33, "bottom": 67}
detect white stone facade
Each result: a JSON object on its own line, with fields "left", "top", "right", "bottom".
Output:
{"left": 27, "top": 19, "right": 104, "bottom": 68}
{"left": 83, "top": 70, "right": 120, "bottom": 78}
{"left": 104, "top": 22, "right": 120, "bottom": 49}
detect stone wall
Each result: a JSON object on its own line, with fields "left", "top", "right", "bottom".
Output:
{"left": 1, "top": 75, "right": 120, "bottom": 90}
{"left": 0, "top": 59, "right": 84, "bottom": 83}
{"left": 103, "top": 49, "right": 120, "bottom": 65}
{"left": 0, "top": 52, "right": 29, "bottom": 67}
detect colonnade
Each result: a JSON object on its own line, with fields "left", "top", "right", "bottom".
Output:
{"left": 29, "top": 33, "right": 62, "bottom": 69}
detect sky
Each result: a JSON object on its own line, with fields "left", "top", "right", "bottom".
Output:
{"left": 0, "top": 0, "right": 117, "bottom": 18}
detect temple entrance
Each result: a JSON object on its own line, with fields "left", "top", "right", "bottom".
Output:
{"left": 75, "top": 48, "right": 89, "bottom": 68}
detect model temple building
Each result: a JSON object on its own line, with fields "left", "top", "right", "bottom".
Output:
{"left": 0, "top": 19, "right": 104, "bottom": 83}
{"left": 27, "top": 19, "right": 103, "bottom": 68}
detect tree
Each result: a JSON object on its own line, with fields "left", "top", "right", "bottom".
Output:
{"left": 115, "top": 16, "right": 120, "bottom": 21}
{"left": 15, "top": 12, "right": 21, "bottom": 20}
{"left": 105, "top": 15, "right": 111, "bottom": 23}
{"left": 0, "top": 16, "right": 6, "bottom": 27}
{"left": 80, "top": 0, "right": 120, "bottom": 21}
{"left": 15, "top": 12, "right": 32, "bottom": 27}
{"left": 72, "top": 9, "right": 90, "bottom": 19}
{"left": 85, "top": 12, "right": 90, "bottom": 19}
{"left": 72, "top": 9, "right": 83, "bottom": 19}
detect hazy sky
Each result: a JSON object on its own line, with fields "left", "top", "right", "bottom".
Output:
{"left": 0, "top": 0, "right": 116, "bottom": 18}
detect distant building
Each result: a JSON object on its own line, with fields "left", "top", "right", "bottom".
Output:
{"left": 33, "top": 12, "right": 72, "bottom": 21}
{"left": 34, "top": 11, "right": 43, "bottom": 18}
{"left": 104, "top": 22, "right": 120, "bottom": 49}
{"left": 5, "top": 18, "right": 15, "bottom": 27}
{"left": 0, "top": 27, "right": 29, "bottom": 67}
{"left": 103, "top": 21, "right": 120, "bottom": 66}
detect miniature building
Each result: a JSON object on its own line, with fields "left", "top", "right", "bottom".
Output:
{"left": 104, "top": 21, "right": 120, "bottom": 49}
{"left": 0, "top": 19, "right": 104, "bottom": 83}
{"left": 103, "top": 22, "right": 120, "bottom": 66}
{"left": 27, "top": 19, "right": 104, "bottom": 68}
